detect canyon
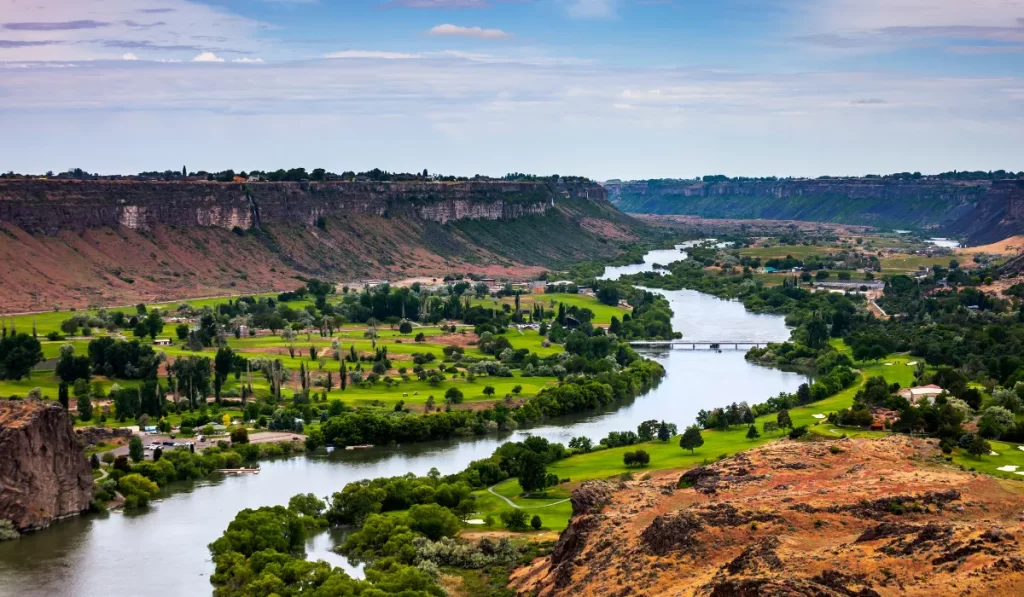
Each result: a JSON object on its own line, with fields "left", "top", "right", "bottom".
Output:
{"left": 0, "top": 179, "right": 634, "bottom": 311}
{"left": 604, "top": 178, "right": 1024, "bottom": 245}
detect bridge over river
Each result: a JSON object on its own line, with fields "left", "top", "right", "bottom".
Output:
{"left": 629, "top": 340, "right": 769, "bottom": 350}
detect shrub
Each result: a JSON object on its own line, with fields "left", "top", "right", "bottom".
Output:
{"left": 230, "top": 427, "right": 249, "bottom": 445}
{"left": 530, "top": 515, "right": 542, "bottom": 530}
{"left": 500, "top": 509, "right": 529, "bottom": 531}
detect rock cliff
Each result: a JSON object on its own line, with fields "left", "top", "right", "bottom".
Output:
{"left": 512, "top": 436, "right": 1024, "bottom": 596}
{"left": 0, "top": 180, "right": 636, "bottom": 312}
{"left": 603, "top": 178, "right": 1024, "bottom": 244}
{"left": 0, "top": 179, "right": 596, "bottom": 235}
{"left": 0, "top": 400, "right": 93, "bottom": 532}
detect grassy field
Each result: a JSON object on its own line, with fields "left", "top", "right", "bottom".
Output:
{"left": 1, "top": 292, "right": 630, "bottom": 422}
{"left": 879, "top": 254, "right": 953, "bottom": 274}
{"left": 471, "top": 293, "right": 628, "bottom": 325}
{"left": 738, "top": 244, "right": 838, "bottom": 259}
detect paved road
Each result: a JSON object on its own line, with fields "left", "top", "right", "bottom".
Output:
{"left": 487, "top": 485, "right": 570, "bottom": 509}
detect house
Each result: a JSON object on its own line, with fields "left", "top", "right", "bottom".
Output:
{"left": 897, "top": 384, "right": 943, "bottom": 405}
{"left": 153, "top": 338, "right": 172, "bottom": 346}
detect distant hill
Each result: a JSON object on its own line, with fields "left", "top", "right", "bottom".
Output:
{"left": 0, "top": 179, "right": 641, "bottom": 312}
{"left": 603, "top": 178, "right": 1024, "bottom": 245}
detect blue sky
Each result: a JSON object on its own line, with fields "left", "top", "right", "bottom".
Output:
{"left": 0, "top": 0, "right": 1022, "bottom": 179}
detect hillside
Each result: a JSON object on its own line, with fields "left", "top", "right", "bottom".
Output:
{"left": 513, "top": 436, "right": 1024, "bottom": 596}
{"left": 0, "top": 179, "right": 640, "bottom": 312}
{"left": 603, "top": 178, "right": 1024, "bottom": 245}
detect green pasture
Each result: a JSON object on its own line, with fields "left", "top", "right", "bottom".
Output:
{"left": 471, "top": 293, "right": 628, "bottom": 325}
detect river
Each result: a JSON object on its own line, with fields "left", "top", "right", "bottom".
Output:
{"left": 0, "top": 244, "right": 808, "bottom": 597}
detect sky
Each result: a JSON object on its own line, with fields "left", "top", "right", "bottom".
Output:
{"left": 0, "top": 0, "right": 1022, "bottom": 179}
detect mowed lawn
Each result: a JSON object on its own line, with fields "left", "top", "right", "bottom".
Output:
{"left": 471, "top": 293, "right": 628, "bottom": 325}
{"left": 738, "top": 244, "right": 838, "bottom": 259}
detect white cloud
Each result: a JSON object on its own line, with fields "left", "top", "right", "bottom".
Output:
{"left": 0, "top": 0, "right": 268, "bottom": 62}
{"left": 232, "top": 57, "right": 264, "bottom": 63}
{"left": 565, "top": 0, "right": 617, "bottom": 19}
{"left": 812, "top": 0, "right": 1024, "bottom": 31}
{"left": 121, "top": 52, "right": 138, "bottom": 61}
{"left": 427, "top": 24, "right": 511, "bottom": 39}
{"left": 192, "top": 51, "right": 224, "bottom": 62}
{"left": 323, "top": 50, "right": 422, "bottom": 59}
{"left": 1, "top": 41, "right": 1022, "bottom": 178}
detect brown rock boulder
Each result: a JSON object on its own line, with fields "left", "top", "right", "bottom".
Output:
{"left": 0, "top": 400, "right": 93, "bottom": 531}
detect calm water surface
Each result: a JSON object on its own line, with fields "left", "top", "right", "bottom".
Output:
{"left": 0, "top": 246, "right": 807, "bottom": 597}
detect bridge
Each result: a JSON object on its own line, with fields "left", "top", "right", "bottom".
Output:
{"left": 629, "top": 340, "right": 769, "bottom": 350}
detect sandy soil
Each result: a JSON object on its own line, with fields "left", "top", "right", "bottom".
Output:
{"left": 958, "top": 235, "right": 1024, "bottom": 256}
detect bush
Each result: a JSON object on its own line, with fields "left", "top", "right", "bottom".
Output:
{"left": 623, "top": 449, "right": 650, "bottom": 467}
{"left": 788, "top": 425, "right": 809, "bottom": 440}
{"left": 530, "top": 515, "right": 542, "bottom": 530}
{"left": 500, "top": 509, "right": 529, "bottom": 531}
{"left": 230, "top": 427, "right": 249, "bottom": 445}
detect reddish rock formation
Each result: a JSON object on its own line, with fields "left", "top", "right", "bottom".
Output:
{"left": 513, "top": 436, "right": 1024, "bottom": 597}
{"left": 0, "top": 400, "right": 93, "bottom": 531}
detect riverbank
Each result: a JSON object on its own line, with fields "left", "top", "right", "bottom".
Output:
{"left": 0, "top": 245, "right": 807, "bottom": 597}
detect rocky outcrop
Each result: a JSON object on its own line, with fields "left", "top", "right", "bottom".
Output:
{"left": 0, "top": 400, "right": 93, "bottom": 531}
{"left": 511, "top": 436, "right": 1024, "bottom": 597}
{"left": 0, "top": 179, "right": 603, "bottom": 235}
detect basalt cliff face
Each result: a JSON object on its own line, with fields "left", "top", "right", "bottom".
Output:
{"left": 512, "top": 436, "right": 1024, "bottom": 597}
{"left": 0, "top": 179, "right": 591, "bottom": 235}
{"left": 603, "top": 178, "right": 1024, "bottom": 244}
{"left": 0, "top": 400, "right": 93, "bottom": 532}
{"left": 0, "top": 180, "right": 634, "bottom": 311}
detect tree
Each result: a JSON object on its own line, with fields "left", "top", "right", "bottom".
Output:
{"left": 966, "top": 434, "right": 991, "bottom": 458}
{"left": 0, "top": 333, "right": 44, "bottom": 380}
{"left": 128, "top": 436, "right": 145, "bottom": 463}
{"left": 679, "top": 425, "right": 704, "bottom": 453}
{"left": 77, "top": 393, "right": 93, "bottom": 421}
{"left": 231, "top": 427, "right": 249, "bottom": 444}
{"left": 90, "top": 453, "right": 100, "bottom": 469}
{"left": 517, "top": 451, "right": 548, "bottom": 493}
{"left": 406, "top": 503, "right": 461, "bottom": 541}
{"left": 398, "top": 320, "right": 413, "bottom": 334}
{"left": 979, "top": 406, "right": 1015, "bottom": 438}
{"left": 623, "top": 449, "right": 650, "bottom": 467}
{"left": 500, "top": 509, "right": 529, "bottom": 531}
{"left": 58, "top": 382, "right": 70, "bottom": 410}
{"left": 530, "top": 515, "right": 543, "bottom": 530}
{"left": 746, "top": 425, "right": 760, "bottom": 439}
{"left": 512, "top": 385, "right": 522, "bottom": 396}
{"left": 445, "top": 387, "right": 464, "bottom": 405}
{"left": 657, "top": 421, "right": 672, "bottom": 441}
{"left": 483, "top": 385, "right": 495, "bottom": 398}
{"left": 568, "top": 436, "right": 593, "bottom": 453}
{"left": 777, "top": 409, "right": 793, "bottom": 429}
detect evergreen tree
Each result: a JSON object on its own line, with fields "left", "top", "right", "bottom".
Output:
{"left": 58, "top": 382, "right": 69, "bottom": 410}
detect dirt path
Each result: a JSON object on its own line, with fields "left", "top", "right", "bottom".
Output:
{"left": 487, "top": 485, "right": 570, "bottom": 509}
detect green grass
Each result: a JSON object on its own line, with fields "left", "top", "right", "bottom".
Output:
{"left": 470, "top": 293, "right": 628, "bottom": 325}
{"left": 880, "top": 255, "right": 953, "bottom": 274}
{"left": 738, "top": 244, "right": 838, "bottom": 259}
{"left": 470, "top": 479, "right": 574, "bottom": 531}
{"left": 952, "top": 440, "right": 1024, "bottom": 480}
